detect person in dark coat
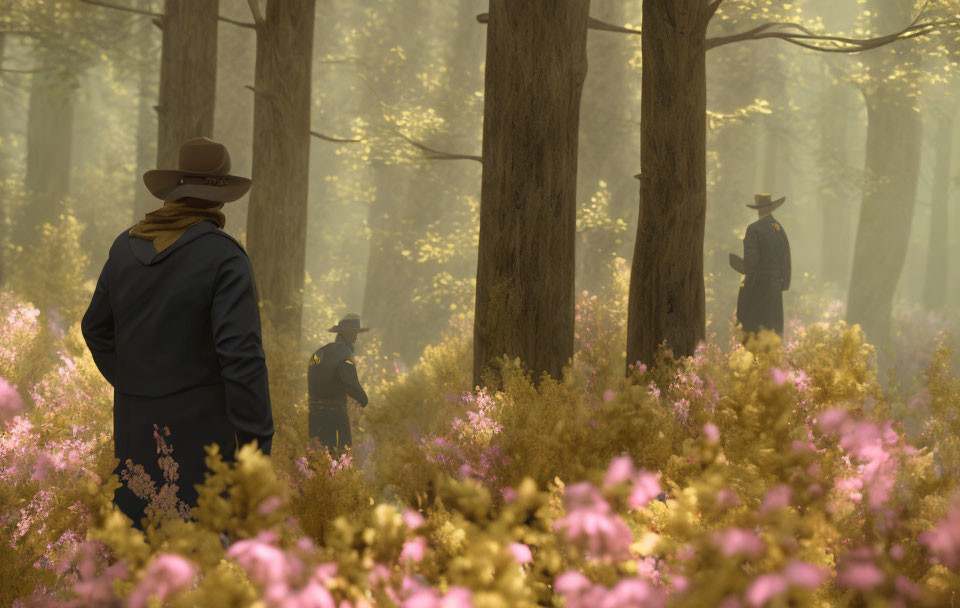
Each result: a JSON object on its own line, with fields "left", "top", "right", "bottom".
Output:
{"left": 81, "top": 137, "right": 273, "bottom": 528}
{"left": 307, "top": 314, "right": 369, "bottom": 452}
{"left": 729, "top": 193, "right": 792, "bottom": 338}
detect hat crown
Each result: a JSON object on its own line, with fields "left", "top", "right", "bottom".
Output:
{"left": 178, "top": 137, "right": 231, "bottom": 176}
{"left": 755, "top": 193, "right": 773, "bottom": 205}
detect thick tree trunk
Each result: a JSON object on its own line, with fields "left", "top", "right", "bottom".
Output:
{"left": 245, "top": 0, "right": 316, "bottom": 406}
{"left": 626, "top": 0, "right": 710, "bottom": 369}
{"left": 846, "top": 89, "right": 921, "bottom": 354}
{"left": 846, "top": 0, "right": 922, "bottom": 359}
{"left": 134, "top": 17, "right": 160, "bottom": 222}
{"left": 156, "top": 0, "right": 218, "bottom": 171}
{"left": 22, "top": 63, "right": 77, "bottom": 240}
{"left": 473, "top": 0, "right": 589, "bottom": 387}
{"left": 923, "top": 111, "right": 954, "bottom": 310}
{"left": 819, "top": 79, "right": 853, "bottom": 286}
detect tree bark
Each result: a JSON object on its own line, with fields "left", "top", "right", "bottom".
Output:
{"left": 0, "top": 32, "right": 6, "bottom": 285}
{"left": 473, "top": 0, "right": 589, "bottom": 386}
{"left": 156, "top": 0, "right": 218, "bottom": 171}
{"left": 923, "top": 110, "right": 954, "bottom": 310}
{"left": 819, "top": 78, "right": 854, "bottom": 286}
{"left": 245, "top": 0, "right": 316, "bottom": 406}
{"left": 22, "top": 62, "right": 77, "bottom": 241}
{"left": 846, "top": 88, "right": 922, "bottom": 355}
{"left": 626, "top": 0, "right": 710, "bottom": 369}
{"left": 134, "top": 16, "right": 160, "bottom": 222}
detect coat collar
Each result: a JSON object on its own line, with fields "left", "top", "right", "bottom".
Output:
{"left": 128, "top": 221, "right": 219, "bottom": 265}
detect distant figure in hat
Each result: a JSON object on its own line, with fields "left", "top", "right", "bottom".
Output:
{"left": 729, "top": 193, "right": 792, "bottom": 338}
{"left": 81, "top": 137, "right": 274, "bottom": 528}
{"left": 307, "top": 314, "right": 370, "bottom": 452}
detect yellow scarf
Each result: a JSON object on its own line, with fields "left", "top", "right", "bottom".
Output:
{"left": 129, "top": 198, "right": 226, "bottom": 253}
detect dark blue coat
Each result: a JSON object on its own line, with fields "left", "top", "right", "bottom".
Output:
{"left": 735, "top": 214, "right": 791, "bottom": 336}
{"left": 81, "top": 221, "right": 273, "bottom": 524}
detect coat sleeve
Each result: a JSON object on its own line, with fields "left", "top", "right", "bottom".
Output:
{"left": 81, "top": 260, "right": 117, "bottom": 386}
{"left": 211, "top": 247, "right": 274, "bottom": 455}
{"left": 337, "top": 358, "right": 368, "bottom": 407}
{"left": 781, "top": 230, "right": 792, "bottom": 291}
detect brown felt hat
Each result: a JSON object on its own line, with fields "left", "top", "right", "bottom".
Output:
{"left": 143, "top": 137, "right": 252, "bottom": 202}
{"left": 747, "top": 193, "right": 786, "bottom": 211}
{"left": 328, "top": 313, "right": 371, "bottom": 333}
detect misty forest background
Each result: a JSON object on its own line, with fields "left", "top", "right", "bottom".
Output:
{"left": 2, "top": 0, "right": 960, "bottom": 404}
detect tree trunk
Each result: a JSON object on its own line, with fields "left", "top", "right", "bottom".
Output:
{"left": 626, "top": 0, "right": 710, "bottom": 369}
{"left": 0, "top": 32, "right": 6, "bottom": 286}
{"left": 134, "top": 17, "right": 160, "bottom": 222}
{"left": 22, "top": 62, "right": 77, "bottom": 241}
{"left": 245, "top": 0, "right": 316, "bottom": 407}
{"left": 846, "top": 89, "right": 921, "bottom": 354}
{"left": 846, "top": 0, "right": 922, "bottom": 359}
{"left": 923, "top": 111, "right": 954, "bottom": 310}
{"left": 473, "top": 0, "right": 589, "bottom": 387}
{"left": 156, "top": 0, "right": 218, "bottom": 171}
{"left": 819, "top": 78, "right": 853, "bottom": 286}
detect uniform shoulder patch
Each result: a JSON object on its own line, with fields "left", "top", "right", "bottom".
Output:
{"left": 344, "top": 359, "right": 355, "bottom": 366}
{"left": 771, "top": 222, "right": 781, "bottom": 231}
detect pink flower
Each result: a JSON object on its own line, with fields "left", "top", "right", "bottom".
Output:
{"left": 401, "top": 537, "right": 427, "bottom": 563}
{"left": 769, "top": 367, "right": 788, "bottom": 386}
{"left": 702, "top": 422, "right": 720, "bottom": 444}
{"left": 712, "top": 528, "right": 765, "bottom": 559}
{"left": 605, "top": 456, "right": 635, "bottom": 486}
{"left": 628, "top": 472, "right": 661, "bottom": 510}
{"left": 128, "top": 554, "right": 196, "bottom": 608}
{"left": 290, "top": 578, "right": 336, "bottom": 608}
{"left": 783, "top": 560, "right": 826, "bottom": 588}
{"left": 759, "top": 485, "right": 791, "bottom": 515}
{"left": 403, "top": 509, "right": 426, "bottom": 530}
{"left": 603, "top": 390, "right": 616, "bottom": 403}
{"left": 601, "top": 578, "right": 666, "bottom": 608}
{"left": 920, "top": 504, "right": 960, "bottom": 570}
{"left": 0, "top": 377, "right": 23, "bottom": 422}
{"left": 509, "top": 542, "right": 533, "bottom": 564}
{"left": 555, "top": 571, "right": 593, "bottom": 596}
{"left": 227, "top": 536, "right": 289, "bottom": 586}
{"left": 716, "top": 488, "right": 741, "bottom": 508}
{"left": 746, "top": 574, "right": 787, "bottom": 607}
{"left": 836, "top": 560, "right": 885, "bottom": 590}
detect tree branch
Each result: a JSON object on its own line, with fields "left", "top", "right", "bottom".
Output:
{"left": 0, "top": 67, "right": 47, "bottom": 73}
{"left": 476, "top": 13, "right": 640, "bottom": 35}
{"left": 246, "top": 0, "right": 265, "bottom": 27}
{"left": 708, "top": 7, "right": 952, "bottom": 53}
{"left": 78, "top": 0, "right": 161, "bottom": 18}
{"left": 707, "top": 0, "right": 725, "bottom": 18}
{"left": 398, "top": 133, "right": 482, "bottom": 164}
{"left": 79, "top": 0, "right": 255, "bottom": 29}
{"left": 310, "top": 130, "right": 363, "bottom": 143}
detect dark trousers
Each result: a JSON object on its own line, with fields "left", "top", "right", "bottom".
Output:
{"left": 308, "top": 402, "right": 352, "bottom": 453}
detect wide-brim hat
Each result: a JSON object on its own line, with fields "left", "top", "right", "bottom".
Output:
{"left": 328, "top": 314, "right": 371, "bottom": 333}
{"left": 747, "top": 193, "right": 786, "bottom": 211}
{"left": 143, "top": 137, "right": 252, "bottom": 203}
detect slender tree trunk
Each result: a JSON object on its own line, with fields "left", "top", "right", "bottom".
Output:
{"left": 0, "top": 32, "right": 6, "bottom": 286}
{"left": 156, "top": 0, "right": 218, "bottom": 171}
{"left": 245, "top": 0, "right": 316, "bottom": 407}
{"left": 846, "top": 88, "right": 922, "bottom": 354}
{"left": 626, "top": 0, "right": 710, "bottom": 369}
{"left": 473, "top": 0, "right": 589, "bottom": 386}
{"left": 134, "top": 17, "right": 160, "bottom": 222}
{"left": 923, "top": 110, "right": 954, "bottom": 310}
{"left": 22, "top": 63, "right": 77, "bottom": 241}
{"left": 819, "top": 79, "right": 853, "bottom": 285}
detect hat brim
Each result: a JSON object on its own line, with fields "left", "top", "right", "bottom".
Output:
{"left": 328, "top": 327, "right": 371, "bottom": 333}
{"left": 746, "top": 196, "right": 786, "bottom": 211}
{"left": 144, "top": 170, "right": 252, "bottom": 203}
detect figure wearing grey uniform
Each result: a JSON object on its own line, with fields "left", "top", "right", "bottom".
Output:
{"left": 729, "top": 194, "right": 792, "bottom": 337}
{"left": 307, "top": 314, "right": 369, "bottom": 452}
